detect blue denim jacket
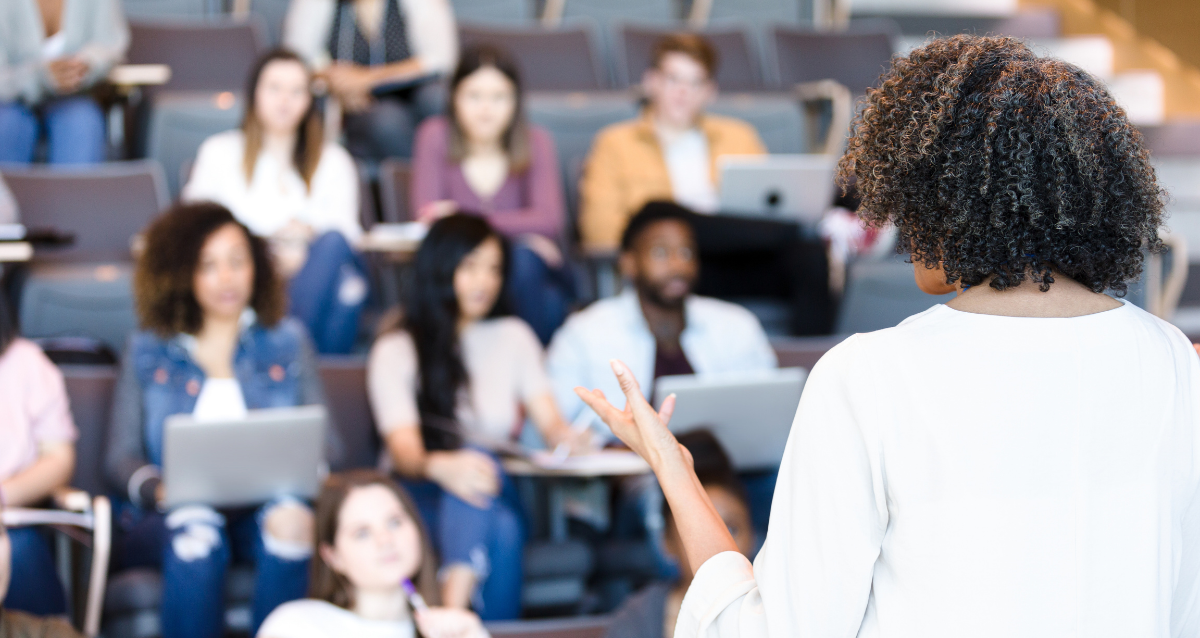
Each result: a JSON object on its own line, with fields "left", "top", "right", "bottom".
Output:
{"left": 106, "top": 317, "right": 339, "bottom": 506}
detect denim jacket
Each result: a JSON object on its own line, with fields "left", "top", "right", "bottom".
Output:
{"left": 105, "top": 317, "right": 342, "bottom": 508}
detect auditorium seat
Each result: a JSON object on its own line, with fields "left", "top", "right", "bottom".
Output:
{"left": 146, "top": 91, "right": 244, "bottom": 198}
{"left": 771, "top": 21, "right": 898, "bottom": 95}
{"left": 452, "top": 0, "right": 537, "bottom": 24}
{"left": 120, "top": 0, "right": 215, "bottom": 20}
{"left": 525, "top": 91, "right": 640, "bottom": 220}
{"left": 835, "top": 254, "right": 955, "bottom": 334}
{"left": 619, "top": 24, "right": 762, "bottom": 90}
{"left": 127, "top": 18, "right": 266, "bottom": 93}
{"left": 459, "top": 23, "right": 610, "bottom": 90}
{"left": 2, "top": 161, "right": 168, "bottom": 263}
{"left": 485, "top": 615, "right": 612, "bottom": 638}
{"left": 709, "top": 93, "right": 806, "bottom": 154}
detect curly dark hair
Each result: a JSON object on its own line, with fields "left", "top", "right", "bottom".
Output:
{"left": 135, "top": 202, "right": 285, "bottom": 336}
{"left": 838, "top": 35, "right": 1164, "bottom": 293}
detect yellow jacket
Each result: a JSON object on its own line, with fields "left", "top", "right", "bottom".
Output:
{"left": 579, "top": 111, "right": 767, "bottom": 250}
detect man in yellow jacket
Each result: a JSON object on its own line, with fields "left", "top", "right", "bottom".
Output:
{"left": 579, "top": 34, "right": 766, "bottom": 252}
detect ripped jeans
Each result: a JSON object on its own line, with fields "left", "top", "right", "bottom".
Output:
{"left": 117, "top": 499, "right": 311, "bottom": 638}
{"left": 405, "top": 463, "right": 526, "bottom": 621}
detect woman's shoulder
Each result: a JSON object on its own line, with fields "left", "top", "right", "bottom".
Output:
{"left": 0, "top": 338, "right": 55, "bottom": 373}
{"left": 475, "top": 317, "right": 542, "bottom": 352}
{"left": 369, "top": 328, "right": 419, "bottom": 363}
{"left": 317, "top": 141, "right": 356, "bottom": 170}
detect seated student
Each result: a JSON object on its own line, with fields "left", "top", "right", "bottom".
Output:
{"left": 283, "top": 0, "right": 457, "bottom": 161}
{"left": 548, "top": 202, "right": 776, "bottom": 424}
{"left": 0, "top": 0, "right": 127, "bottom": 164}
{"left": 367, "top": 213, "right": 589, "bottom": 620}
{"left": 411, "top": 44, "right": 573, "bottom": 344}
{"left": 0, "top": 501, "right": 83, "bottom": 638}
{"left": 547, "top": 202, "right": 776, "bottom": 572}
{"left": 578, "top": 34, "right": 764, "bottom": 251}
{"left": 258, "top": 470, "right": 489, "bottom": 638}
{"left": 0, "top": 293, "right": 77, "bottom": 617}
{"left": 183, "top": 50, "right": 367, "bottom": 355}
{"left": 106, "top": 203, "right": 344, "bottom": 638}
{"left": 603, "top": 431, "right": 755, "bottom": 638}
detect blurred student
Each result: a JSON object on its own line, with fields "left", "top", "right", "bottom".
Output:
{"left": 367, "top": 214, "right": 589, "bottom": 620}
{"left": 284, "top": 0, "right": 457, "bottom": 161}
{"left": 579, "top": 34, "right": 764, "bottom": 251}
{"left": 603, "top": 431, "right": 755, "bottom": 638}
{"left": 412, "top": 44, "right": 572, "bottom": 344}
{"left": 106, "top": 203, "right": 344, "bottom": 638}
{"left": 0, "top": 500, "right": 83, "bottom": 638}
{"left": 183, "top": 50, "right": 367, "bottom": 354}
{"left": 258, "top": 471, "right": 488, "bottom": 638}
{"left": 0, "top": 292, "right": 77, "bottom": 616}
{"left": 0, "top": 0, "right": 127, "bottom": 164}
{"left": 548, "top": 202, "right": 775, "bottom": 426}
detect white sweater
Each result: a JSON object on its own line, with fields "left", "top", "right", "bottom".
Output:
{"left": 678, "top": 301, "right": 1200, "bottom": 638}
{"left": 182, "top": 130, "right": 361, "bottom": 241}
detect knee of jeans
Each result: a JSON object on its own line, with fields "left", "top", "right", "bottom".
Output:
{"left": 165, "top": 506, "right": 225, "bottom": 563}
{"left": 260, "top": 500, "right": 314, "bottom": 561}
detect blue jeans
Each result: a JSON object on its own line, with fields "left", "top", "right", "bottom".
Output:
{"left": 508, "top": 243, "right": 575, "bottom": 345}
{"left": 3, "top": 526, "right": 68, "bottom": 616}
{"left": 118, "top": 502, "right": 310, "bottom": 638}
{"left": 288, "top": 232, "right": 368, "bottom": 354}
{"left": 404, "top": 459, "right": 526, "bottom": 621}
{"left": 0, "top": 97, "right": 106, "bottom": 164}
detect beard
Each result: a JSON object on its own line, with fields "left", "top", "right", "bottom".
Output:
{"left": 636, "top": 275, "right": 692, "bottom": 310}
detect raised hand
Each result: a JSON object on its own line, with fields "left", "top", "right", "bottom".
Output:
{"left": 574, "top": 360, "right": 680, "bottom": 471}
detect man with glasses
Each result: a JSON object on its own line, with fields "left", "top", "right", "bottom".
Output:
{"left": 578, "top": 34, "right": 765, "bottom": 252}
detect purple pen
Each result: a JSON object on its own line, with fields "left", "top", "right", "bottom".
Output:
{"left": 401, "top": 578, "right": 428, "bottom": 611}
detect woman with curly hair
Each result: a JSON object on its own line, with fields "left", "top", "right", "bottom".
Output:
{"left": 105, "top": 202, "right": 343, "bottom": 638}
{"left": 575, "top": 35, "right": 1200, "bottom": 637}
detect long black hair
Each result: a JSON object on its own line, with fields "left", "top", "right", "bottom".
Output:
{"left": 0, "top": 290, "right": 16, "bottom": 356}
{"left": 403, "top": 213, "right": 510, "bottom": 450}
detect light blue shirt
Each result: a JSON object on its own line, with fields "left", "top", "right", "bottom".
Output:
{"left": 547, "top": 290, "right": 777, "bottom": 438}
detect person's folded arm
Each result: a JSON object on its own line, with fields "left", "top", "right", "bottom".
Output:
{"left": 1, "top": 442, "right": 75, "bottom": 507}
{"left": 75, "top": 0, "right": 130, "bottom": 89}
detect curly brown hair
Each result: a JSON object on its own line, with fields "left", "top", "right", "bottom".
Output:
{"left": 134, "top": 202, "right": 285, "bottom": 336}
{"left": 838, "top": 35, "right": 1164, "bottom": 293}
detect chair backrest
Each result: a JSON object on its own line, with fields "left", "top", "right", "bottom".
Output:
{"left": 248, "top": 0, "right": 290, "bottom": 46}
{"left": 121, "top": 0, "right": 215, "bottom": 20}
{"left": 835, "top": 255, "right": 954, "bottom": 334}
{"left": 525, "top": 91, "right": 640, "bottom": 222}
{"left": 705, "top": 0, "right": 805, "bottom": 24}
{"left": 378, "top": 159, "right": 413, "bottom": 223}
{"left": 459, "top": 24, "right": 609, "bottom": 90}
{"left": 772, "top": 22, "right": 897, "bottom": 96}
{"left": 874, "top": 7, "right": 1061, "bottom": 39}
{"left": 147, "top": 91, "right": 245, "bottom": 198}
{"left": 484, "top": 616, "right": 612, "bottom": 638}
{"left": 127, "top": 18, "right": 265, "bottom": 92}
{"left": 708, "top": 92, "right": 806, "bottom": 153}
{"left": 2, "top": 161, "right": 168, "bottom": 262}
{"left": 61, "top": 366, "right": 119, "bottom": 496}
{"left": 452, "top": 0, "right": 536, "bottom": 25}
{"left": 318, "top": 357, "right": 381, "bottom": 470}
{"left": 619, "top": 24, "right": 762, "bottom": 90}
{"left": 562, "top": 0, "right": 678, "bottom": 24}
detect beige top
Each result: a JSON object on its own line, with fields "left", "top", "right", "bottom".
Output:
{"left": 367, "top": 317, "right": 550, "bottom": 446}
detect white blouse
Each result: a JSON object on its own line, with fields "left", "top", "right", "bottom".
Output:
{"left": 258, "top": 600, "right": 415, "bottom": 638}
{"left": 678, "top": 301, "right": 1200, "bottom": 638}
{"left": 182, "top": 130, "right": 362, "bottom": 241}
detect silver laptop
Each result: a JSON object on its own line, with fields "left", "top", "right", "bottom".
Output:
{"left": 654, "top": 368, "right": 807, "bottom": 470}
{"left": 717, "top": 154, "right": 839, "bottom": 224}
{"left": 162, "top": 405, "right": 328, "bottom": 509}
